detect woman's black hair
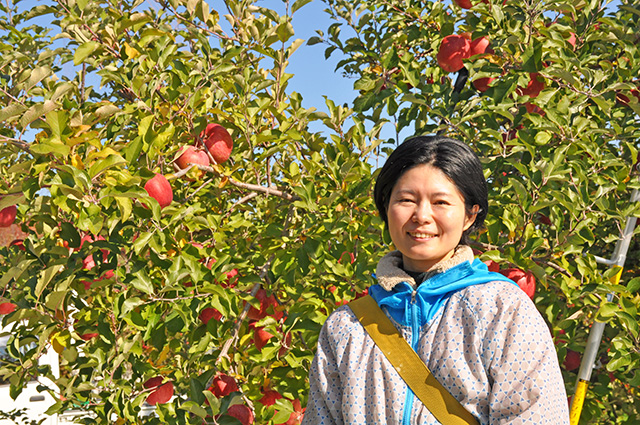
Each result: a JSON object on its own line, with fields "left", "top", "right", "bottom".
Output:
{"left": 373, "top": 135, "right": 488, "bottom": 245}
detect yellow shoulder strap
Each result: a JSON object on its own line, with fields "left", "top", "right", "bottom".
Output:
{"left": 348, "top": 295, "right": 479, "bottom": 425}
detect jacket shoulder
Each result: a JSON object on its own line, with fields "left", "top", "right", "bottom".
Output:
{"left": 453, "top": 279, "right": 534, "bottom": 321}
{"left": 319, "top": 304, "right": 365, "bottom": 345}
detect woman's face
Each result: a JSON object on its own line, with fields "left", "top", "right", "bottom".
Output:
{"left": 386, "top": 164, "right": 477, "bottom": 273}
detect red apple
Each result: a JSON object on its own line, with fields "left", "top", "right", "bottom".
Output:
{"left": 247, "top": 289, "right": 282, "bottom": 321}
{"left": 199, "top": 307, "right": 222, "bottom": 324}
{"left": 83, "top": 249, "right": 108, "bottom": 270}
{"left": 437, "top": 35, "right": 471, "bottom": 73}
{"left": 9, "top": 239, "right": 25, "bottom": 251}
{"left": 617, "top": 88, "right": 640, "bottom": 107}
{"left": 144, "top": 376, "right": 164, "bottom": 389}
{"left": 223, "top": 268, "right": 239, "bottom": 287}
{"left": 453, "top": 0, "right": 473, "bottom": 8}
{"left": 210, "top": 373, "right": 238, "bottom": 398}
{"left": 537, "top": 213, "right": 552, "bottom": 225}
{"left": 564, "top": 349, "right": 581, "bottom": 371}
{"left": 254, "top": 326, "right": 275, "bottom": 351}
{"left": 472, "top": 77, "right": 494, "bottom": 92}
{"left": 259, "top": 389, "right": 283, "bottom": 406}
{"left": 524, "top": 102, "right": 545, "bottom": 116}
{"left": 227, "top": 404, "right": 254, "bottom": 425}
{"left": 0, "top": 205, "right": 17, "bottom": 227}
{"left": 469, "top": 36, "right": 491, "bottom": 57}
{"left": 201, "top": 123, "right": 233, "bottom": 165}
{"left": 175, "top": 145, "right": 210, "bottom": 170}
{"left": 80, "top": 332, "right": 99, "bottom": 341}
{"left": 144, "top": 173, "right": 173, "bottom": 209}
{"left": 147, "top": 382, "right": 173, "bottom": 405}
{"left": 484, "top": 260, "right": 500, "bottom": 272}
{"left": 500, "top": 268, "right": 536, "bottom": 299}
{"left": 0, "top": 302, "right": 17, "bottom": 315}
{"left": 354, "top": 288, "right": 369, "bottom": 299}
{"left": 567, "top": 32, "right": 576, "bottom": 48}
{"left": 517, "top": 72, "right": 545, "bottom": 98}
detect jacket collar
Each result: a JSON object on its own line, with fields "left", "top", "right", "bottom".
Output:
{"left": 375, "top": 245, "right": 474, "bottom": 291}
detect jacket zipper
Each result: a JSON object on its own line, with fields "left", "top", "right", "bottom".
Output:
{"left": 402, "top": 289, "right": 419, "bottom": 425}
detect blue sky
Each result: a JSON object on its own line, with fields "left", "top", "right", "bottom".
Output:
{"left": 208, "top": 0, "right": 369, "bottom": 136}
{"left": 16, "top": 0, "right": 624, "bottom": 143}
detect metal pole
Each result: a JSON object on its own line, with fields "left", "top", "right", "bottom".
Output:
{"left": 569, "top": 185, "right": 639, "bottom": 425}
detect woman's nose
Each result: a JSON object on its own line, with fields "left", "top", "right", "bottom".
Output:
{"left": 413, "top": 201, "right": 433, "bottom": 223}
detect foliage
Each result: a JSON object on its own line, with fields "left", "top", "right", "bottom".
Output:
{"left": 317, "top": 0, "right": 640, "bottom": 422}
{"left": 0, "top": 0, "right": 639, "bottom": 424}
{"left": 0, "top": 0, "right": 383, "bottom": 423}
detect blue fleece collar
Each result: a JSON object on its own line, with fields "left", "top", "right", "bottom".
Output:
{"left": 369, "top": 258, "right": 516, "bottom": 327}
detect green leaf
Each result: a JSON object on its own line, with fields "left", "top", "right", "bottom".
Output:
{"left": 88, "top": 154, "right": 127, "bottom": 179}
{"left": 606, "top": 354, "right": 630, "bottom": 372}
{"left": 0, "top": 103, "right": 27, "bottom": 122}
{"left": 292, "top": 0, "right": 312, "bottom": 14}
{"left": 114, "top": 196, "right": 133, "bottom": 222}
{"left": 627, "top": 277, "right": 640, "bottom": 294}
{"left": 597, "top": 302, "right": 619, "bottom": 319}
{"left": 74, "top": 41, "right": 100, "bottom": 65}
{"left": 521, "top": 42, "right": 542, "bottom": 73}
{"left": 26, "top": 66, "right": 52, "bottom": 92}
{"left": 121, "top": 297, "right": 143, "bottom": 317}
{"left": 36, "top": 264, "right": 65, "bottom": 298}
{"left": 182, "top": 401, "right": 207, "bottom": 419}
{"left": 131, "top": 269, "right": 154, "bottom": 295}
{"left": 20, "top": 100, "right": 58, "bottom": 128}
{"left": 276, "top": 22, "right": 295, "bottom": 43}
{"left": 203, "top": 391, "right": 220, "bottom": 414}
{"left": 189, "top": 377, "right": 205, "bottom": 404}
{"left": 95, "top": 102, "right": 120, "bottom": 118}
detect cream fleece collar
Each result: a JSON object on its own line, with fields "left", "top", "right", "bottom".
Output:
{"left": 375, "top": 245, "right": 475, "bottom": 291}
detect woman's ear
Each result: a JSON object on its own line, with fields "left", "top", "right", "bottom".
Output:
{"left": 463, "top": 205, "right": 480, "bottom": 231}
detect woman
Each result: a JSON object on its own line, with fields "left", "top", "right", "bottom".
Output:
{"left": 303, "top": 136, "right": 569, "bottom": 424}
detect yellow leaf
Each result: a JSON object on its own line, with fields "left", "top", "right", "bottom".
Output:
{"left": 156, "top": 345, "right": 171, "bottom": 366}
{"left": 51, "top": 332, "right": 66, "bottom": 354}
{"left": 158, "top": 103, "right": 170, "bottom": 118}
{"left": 218, "top": 176, "right": 228, "bottom": 188}
{"left": 124, "top": 42, "right": 140, "bottom": 59}
{"left": 87, "top": 147, "right": 120, "bottom": 161}
{"left": 71, "top": 153, "right": 84, "bottom": 170}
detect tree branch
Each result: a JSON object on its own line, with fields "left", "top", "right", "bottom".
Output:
{"left": 1, "top": 136, "right": 31, "bottom": 153}
{"left": 471, "top": 240, "right": 572, "bottom": 277}
{"left": 169, "top": 163, "right": 299, "bottom": 201}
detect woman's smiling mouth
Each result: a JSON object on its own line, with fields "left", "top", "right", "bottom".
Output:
{"left": 409, "top": 232, "right": 437, "bottom": 239}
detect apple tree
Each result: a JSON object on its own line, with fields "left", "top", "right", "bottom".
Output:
{"left": 315, "top": 0, "right": 640, "bottom": 422}
{"left": 0, "top": 0, "right": 385, "bottom": 424}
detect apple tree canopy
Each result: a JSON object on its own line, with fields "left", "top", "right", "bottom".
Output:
{"left": 0, "top": 0, "right": 639, "bottom": 424}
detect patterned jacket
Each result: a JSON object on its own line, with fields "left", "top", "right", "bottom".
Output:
{"left": 302, "top": 247, "right": 570, "bottom": 424}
